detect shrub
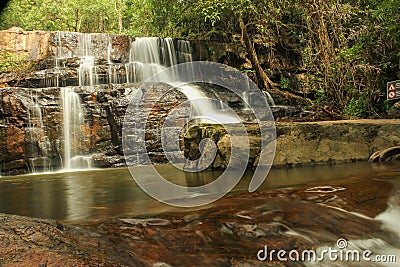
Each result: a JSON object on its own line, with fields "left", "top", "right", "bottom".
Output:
{"left": 0, "top": 52, "right": 28, "bottom": 73}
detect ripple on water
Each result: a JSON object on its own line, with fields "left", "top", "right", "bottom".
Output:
{"left": 305, "top": 186, "right": 346, "bottom": 193}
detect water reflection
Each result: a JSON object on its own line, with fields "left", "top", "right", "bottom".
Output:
{"left": 0, "top": 162, "right": 395, "bottom": 222}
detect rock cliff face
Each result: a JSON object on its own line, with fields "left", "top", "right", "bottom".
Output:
{"left": 0, "top": 29, "right": 131, "bottom": 88}
{"left": 1, "top": 29, "right": 399, "bottom": 175}
{"left": 0, "top": 83, "right": 191, "bottom": 175}
{"left": 0, "top": 29, "right": 191, "bottom": 174}
{"left": 0, "top": 27, "right": 52, "bottom": 61}
{"left": 0, "top": 29, "right": 258, "bottom": 175}
{"left": 184, "top": 120, "right": 400, "bottom": 169}
{"left": 0, "top": 29, "right": 270, "bottom": 175}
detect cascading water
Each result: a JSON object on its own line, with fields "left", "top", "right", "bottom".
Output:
{"left": 124, "top": 37, "right": 240, "bottom": 123}
{"left": 177, "top": 84, "right": 240, "bottom": 123}
{"left": 263, "top": 91, "right": 276, "bottom": 107}
{"left": 125, "top": 37, "right": 164, "bottom": 83}
{"left": 77, "top": 34, "right": 99, "bottom": 87}
{"left": 25, "top": 93, "right": 52, "bottom": 173}
{"left": 125, "top": 37, "right": 195, "bottom": 83}
{"left": 78, "top": 56, "right": 98, "bottom": 86}
{"left": 107, "top": 37, "right": 119, "bottom": 84}
{"left": 54, "top": 32, "right": 95, "bottom": 170}
{"left": 177, "top": 40, "right": 192, "bottom": 63}
{"left": 24, "top": 32, "right": 269, "bottom": 174}
{"left": 61, "top": 87, "right": 91, "bottom": 169}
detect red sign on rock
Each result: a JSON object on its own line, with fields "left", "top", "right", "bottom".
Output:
{"left": 387, "top": 80, "right": 400, "bottom": 100}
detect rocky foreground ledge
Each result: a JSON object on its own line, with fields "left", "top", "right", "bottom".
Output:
{"left": 0, "top": 170, "right": 397, "bottom": 266}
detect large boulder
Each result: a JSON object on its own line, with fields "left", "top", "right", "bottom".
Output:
{"left": 388, "top": 101, "right": 400, "bottom": 118}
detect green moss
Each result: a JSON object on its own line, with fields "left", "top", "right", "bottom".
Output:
{"left": 0, "top": 52, "right": 28, "bottom": 73}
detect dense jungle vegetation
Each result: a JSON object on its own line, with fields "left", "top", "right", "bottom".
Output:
{"left": 1, "top": 0, "right": 399, "bottom": 118}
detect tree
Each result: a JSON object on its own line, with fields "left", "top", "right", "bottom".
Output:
{"left": 0, "top": 0, "right": 123, "bottom": 33}
{"left": 1, "top": 0, "right": 399, "bottom": 116}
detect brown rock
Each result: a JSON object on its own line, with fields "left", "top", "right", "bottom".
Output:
{"left": 0, "top": 28, "right": 51, "bottom": 61}
{"left": 184, "top": 125, "right": 200, "bottom": 140}
{"left": 388, "top": 101, "right": 400, "bottom": 118}
{"left": 186, "top": 120, "right": 400, "bottom": 169}
{"left": 6, "top": 125, "right": 25, "bottom": 160}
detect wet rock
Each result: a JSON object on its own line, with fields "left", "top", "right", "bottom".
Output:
{"left": 5, "top": 126, "right": 25, "bottom": 160}
{"left": 388, "top": 102, "right": 400, "bottom": 118}
{"left": 184, "top": 125, "right": 200, "bottom": 140}
{"left": 92, "top": 154, "right": 125, "bottom": 168}
{"left": 270, "top": 105, "right": 306, "bottom": 120}
{"left": 185, "top": 120, "right": 400, "bottom": 170}
{"left": 153, "top": 263, "right": 174, "bottom": 267}
{"left": 183, "top": 213, "right": 201, "bottom": 223}
{"left": 120, "top": 218, "right": 170, "bottom": 227}
{"left": 1, "top": 93, "right": 26, "bottom": 117}
{"left": 0, "top": 213, "right": 141, "bottom": 266}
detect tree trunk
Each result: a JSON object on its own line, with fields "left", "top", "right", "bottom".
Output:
{"left": 239, "top": 16, "right": 277, "bottom": 90}
{"left": 115, "top": 0, "right": 123, "bottom": 33}
{"left": 239, "top": 16, "right": 311, "bottom": 106}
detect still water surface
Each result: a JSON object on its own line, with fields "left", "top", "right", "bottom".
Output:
{"left": 0, "top": 162, "right": 396, "bottom": 222}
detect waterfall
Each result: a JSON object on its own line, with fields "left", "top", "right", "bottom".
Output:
{"left": 107, "top": 38, "right": 118, "bottom": 84}
{"left": 124, "top": 37, "right": 195, "bottom": 83}
{"left": 61, "top": 87, "right": 91, "bottom": 169}
{"left": 25, "top": 96, "right": 52, "bottom": 173}
{"left": 263, "top": 91, "right": 276, "bottom": 107}
{"left": 125, "top": 37, "right": 164, "bottom": 83}
{"left": 241, "top": 91, "right": 251, "bottom": 111}
{"left": 176, "top": 84, "right": 240, "bottom": 124}
{"left": 162, "top": 38, "right": 179, "bottom": 80}
{"left": 78, "top": 56, "right": 99, "bottom": 86}
{"left": 177, "top": 40, "right": 192, "bottom": 63}
{"left": 77, "top": 33, "right": 99, "bottom": 86}
{"left": 21, "top": 32, "right": 275, "bottom": 174}
{"left": 123, "top": 37, "right": 240, "bottom": 123}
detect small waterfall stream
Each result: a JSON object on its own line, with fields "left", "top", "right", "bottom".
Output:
{"left": 123, "top": 36, "right": 240, "bottom": 124}
{"left": 177, "top": 83, "right": 240, "bottom": 123}
{"left": 25, "top": 93, "right": 52, "bottom": 173}
{"left": 77, "top": 34, "right": 99, "bottom": 87}
{"left": 61, "top": 87, "right": 90, "bottom": 169}
{"left": 125, "top": 37, "right": 164, "bottom": 83}
{"left": 56, "top": 32, "right": 95, "bottom": 170}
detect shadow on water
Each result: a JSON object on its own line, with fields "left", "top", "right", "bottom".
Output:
{"left": 0, "top": 161, "right": 397, "bottom": 223}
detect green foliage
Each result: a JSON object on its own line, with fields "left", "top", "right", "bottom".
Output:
{"left": 344, "top": 97, "right": 369, "bottom": 118}
{"left": 123, "top": 0, "right": 154, "bottom": 36}
{"left": 0, "top": 0, "right": 399, "bottom": 117}
{"left": 384, "top": 100, "right": 392, "bottom": 113}
{"left": 314, "top": 89, "right": 327, "bottom": 107}
{"left": 280, "top": 75, "right": 290, "bottom": 89}
{"left": 0, "top": 0, "right": 123, "bottom": 33}
{"left": 0, "top": 52, "right": 28, "bottom": 73}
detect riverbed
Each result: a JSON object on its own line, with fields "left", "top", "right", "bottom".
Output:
{"left": 0, "top": 162, "right": 399, "bottom": 266}
{"left": 0, "top": 162, "right": 390, "bottom": 223}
